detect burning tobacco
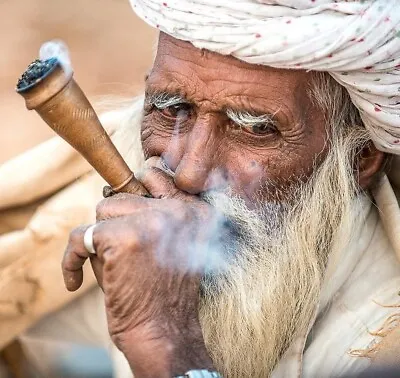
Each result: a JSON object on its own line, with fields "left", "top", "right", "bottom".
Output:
{"left": 16, "top": 47, "right": 148, "bottom": 197}
{"left": 16, "top": 58, "right": 58, "bottom": 92}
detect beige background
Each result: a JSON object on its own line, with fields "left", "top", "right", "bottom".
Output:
{"left": 0, "top": 0, "right": 156, "bottom": 163}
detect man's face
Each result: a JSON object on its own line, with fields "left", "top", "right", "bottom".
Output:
{"left": 138, "top": 33, "right": 367, "bottom": 377}
{"left": 142, "top": 33, "right": 328, "bottom": 205}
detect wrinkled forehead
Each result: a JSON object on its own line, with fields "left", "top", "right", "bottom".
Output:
{"left": 149, "top": 32, "right": 317, "bottom": 112}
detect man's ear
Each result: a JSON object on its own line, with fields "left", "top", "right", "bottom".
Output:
{"left": 357, "top": 141, "right": 386, "bottom": 189}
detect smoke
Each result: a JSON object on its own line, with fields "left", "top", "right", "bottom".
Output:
{"left": 39, "top": 39, "right": 73, "bottom": 77}
{"left": 148, "top": 110, "right": 267, "bottom": 276}
{"left": 148, "top": 173, "right": 235, "bottom": 276}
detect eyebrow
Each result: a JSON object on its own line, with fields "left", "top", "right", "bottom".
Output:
{"left": 146, "top": 91, "right": 188, "bottom": 109}
{"left": 146, "top": 90, "right": 278, "bottom": 126}
{"left": 226, "top": 109, "right": 277, "bottom": 127}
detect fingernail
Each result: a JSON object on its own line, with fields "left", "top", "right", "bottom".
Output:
{"left": 159, "top": 158, "right": 175, "bottom": 177}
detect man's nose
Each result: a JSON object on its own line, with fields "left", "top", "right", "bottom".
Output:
{"left": 173, "top": 114, "right": 222, "bottom": 194}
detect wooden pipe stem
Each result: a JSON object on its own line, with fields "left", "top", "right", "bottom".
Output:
{"left": 17, "top": 61, "right": 148, "bottom": 196}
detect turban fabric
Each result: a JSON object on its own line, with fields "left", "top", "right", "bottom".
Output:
{"left": 130, "top": 0, "right": 400, "bottom": 155}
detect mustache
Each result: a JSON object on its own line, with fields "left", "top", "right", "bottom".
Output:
{"left": 154, "top": 159, "right": 289, "bottom": 257}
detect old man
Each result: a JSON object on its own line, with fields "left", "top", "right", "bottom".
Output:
{"left": 6, "top": 0, "right": 400, "bottom": 377}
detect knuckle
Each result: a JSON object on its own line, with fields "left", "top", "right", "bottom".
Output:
{"left": 114, "top": 220, "right": 140, "bottom": 251}
{"left": 124, "top": 235, "right": 139, "bottom": 252}
{"left": 96, "top": 194, "right": 137, "bottom": 221}
{"left": 144, "top": 167, "right": 174, "bottom": 183}
{"left": 150, "top": 166, "right": 166, "bottom": 178}
{"left": 68, "top": 226, "right": 85, "bottom": 245}
{"left": 95, "top": 212, "right": 174, "bottom": 256}
{"left": 142, "top": 167, "right": 162, "bottom": 185}
{"left": 147, "top": 212, "right": 168, "bottom": 235}
{"left": 113, "top": 193, "right": 133, "bottom": 201}
{"left": 93, "top": 222, "right": 110, "bottom": 245}
{"left": 62, "top": 246, "right": 80, "bottom": 271}
{"left": 170, "top": 188, "right": 183, "bottom": 199}
{"left": 95, "top": 220, "right": 129, "bottom": 252}
{"left": 96, "top": 199, "right": 110, "bottom": 221}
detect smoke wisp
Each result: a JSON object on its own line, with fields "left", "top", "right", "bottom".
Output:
{"left": 39, "top": 39, "right": 73, "bottom": 77}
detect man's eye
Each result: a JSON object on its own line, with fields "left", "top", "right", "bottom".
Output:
{"left": 157, "top": 103, "right": 191, "bottom": 120}
{"left": 243, "top": 122, "right": 277, "bottom": 135}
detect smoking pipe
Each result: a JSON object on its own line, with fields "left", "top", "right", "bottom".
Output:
{"left": 16, "top": 58, "right": 149, "bottom": 197}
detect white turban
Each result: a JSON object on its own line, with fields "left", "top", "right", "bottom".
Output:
{"left": 130, "top": 0, "right": 400, "bottom": 155}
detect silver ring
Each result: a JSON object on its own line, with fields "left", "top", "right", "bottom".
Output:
{"left": 84, "top": 224, "right": 97, "bottom": 255}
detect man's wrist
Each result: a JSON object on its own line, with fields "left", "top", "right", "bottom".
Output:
{"left": 116, "top": 323, "right": 214, "bottom": 378}
{"left": 169, "top": 333, "right": 215, "bottom": 375}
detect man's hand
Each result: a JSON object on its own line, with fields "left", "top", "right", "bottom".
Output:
{"left": 61, "top": 166, "right": 215, "bottom": 378}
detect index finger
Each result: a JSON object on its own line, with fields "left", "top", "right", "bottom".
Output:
{"left": 96, "top": 193, "right": 154, "bottom": 222}
{"left": 62, "top": 225, "right": 91, "bottom": 291}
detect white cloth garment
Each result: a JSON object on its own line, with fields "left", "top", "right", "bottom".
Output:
{"left": 273, "top": 194, "right": 400, "bottom": 377}
{"left": 130, "top": 0, "right": 400, "bottom": 155}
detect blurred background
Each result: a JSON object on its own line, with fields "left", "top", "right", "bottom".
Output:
{"left": 0, "top": 1, "right": 156, "bottom": 376}
{"left": 0, "top": 0, "right": 156, "bottom": 164}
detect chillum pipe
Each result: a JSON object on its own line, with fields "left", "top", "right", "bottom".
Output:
{"left": 16, "top": 59, "right": 149, "bottom": 197}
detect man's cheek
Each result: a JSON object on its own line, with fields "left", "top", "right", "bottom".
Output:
{"left": 141, "top": 121, "right": 188, "bottom": 166}
{"left": 141, "top": 119, "right": 170, "bottom": 158}
{"left": 140, "top": 117, "right": 153, "bottom": 142}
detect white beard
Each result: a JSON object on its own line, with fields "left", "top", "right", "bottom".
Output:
{"left": 198, "top": 128, "right": 368, "bottom": 378}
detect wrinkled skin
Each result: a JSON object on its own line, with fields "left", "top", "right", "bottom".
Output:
{"left": 63, "top": 169, "right": 215, "bottom": 377}
{"left": 62, "top": 33, "right": 383, "bottom": 377}
{"left": 142, "top": 34, "right": 328, "bottom": 205}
